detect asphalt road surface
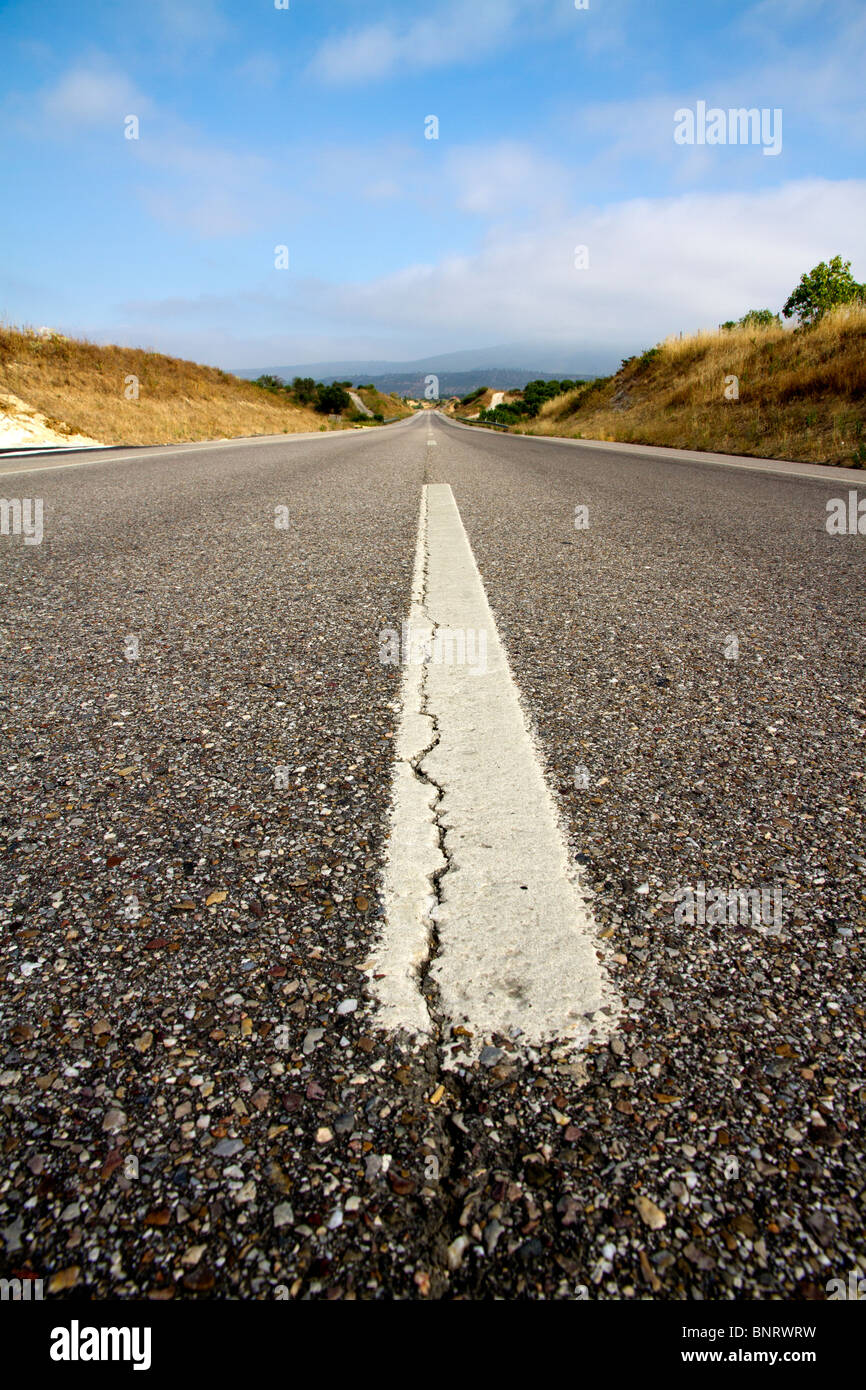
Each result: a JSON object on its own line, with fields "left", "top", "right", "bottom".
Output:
{"left": 1, "top": 411, "right": 863, "bottom": 1301}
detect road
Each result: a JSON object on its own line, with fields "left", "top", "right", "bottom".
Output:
{"left": 0, "top": 410, "right": 863, "bottom": 1301}
{"left": 348, "top": 391, "right": 374, "bottom": 418}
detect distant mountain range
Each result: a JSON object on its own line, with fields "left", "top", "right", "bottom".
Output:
{"left": 233, "top": 342, "right": 625, "bottom": 398}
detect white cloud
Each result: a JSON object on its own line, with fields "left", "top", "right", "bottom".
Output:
{"left": 42, "top": 67, "right": 148, "bottom": 126}
{"left": 446, "top": 141, "right": 572, "bottom": 217}
{"left": 112, "top": 180, "right": 866, "bottom": 362}
{"left": 309, "top": 0, "right": 526, "bottom": 83}
{"left": 235, "top": 54, "right": 281, "bottom": 88}
{"left": 307, "top": 0, "right": 654, "bottom": 85}
{"left": 153, "top": 0, "right": 230, "bottom": 45}
{"left": 726, "top": 0, "right": 866, "bottom": 139}
{"left": 133, "top": 131, "right": 297, "bottom": 236}
{"left": 33, "top": 61, "right": 292, "bottom": 238}
{"left": 323, "top": 179, "right": 866, "bottom": 347}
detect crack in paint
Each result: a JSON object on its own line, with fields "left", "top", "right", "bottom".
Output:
{"left": 377, "top": 474, "right": 616, "bottom": 1062}
{"left": 411, "top": 531, "right": 450, "bottom": 1032}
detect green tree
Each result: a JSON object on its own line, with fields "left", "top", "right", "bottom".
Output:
{"left": 315, "top": 383, "right": 351, "bottom": 415}
{"left": 521, "top": 379, "right": 567, "bottom": 416}
{"left": 738, "top": 308, "right": 780, "bottom": 328}
{"left": 782, "top": 256, "right": 866, "bottom": 326}
{"left": 291, "top": 376, "right": 318, "bottom": 405}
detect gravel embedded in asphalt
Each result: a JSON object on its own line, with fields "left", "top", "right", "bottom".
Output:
{"left": 1, "top": 413, "right": 863, "bottom": 1301}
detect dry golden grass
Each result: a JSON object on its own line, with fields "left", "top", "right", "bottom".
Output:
{"left": 524, "top": 305, "right": 866, "bottom": 467}
{"left": 355, "top": 386, "right": 411, "bottom": 419}
{"left": 450, "top": 387, "right": 495, "bottom": 418}
{"left": 0, "top": 327, "right": 327, "bottom": 445}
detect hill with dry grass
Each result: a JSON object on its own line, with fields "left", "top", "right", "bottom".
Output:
{"left": 353, "top": 385, "right": 412, "bottom": 420}
{"left": 0, "top": 328, "right": 329, "bottom": 446}
{"left": 521, "top": 306, "right": 866, "bottom": 467}
{"left": 444, "top": 387, "right": 521, "bottom": 418}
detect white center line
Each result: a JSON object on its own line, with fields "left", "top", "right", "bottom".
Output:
{"left": 373, "top": 484, "right": 618, "bottom": 1061}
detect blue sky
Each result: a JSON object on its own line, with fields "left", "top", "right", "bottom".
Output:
{"left": 1, "top": 0, "right": 864, "bottom": 370}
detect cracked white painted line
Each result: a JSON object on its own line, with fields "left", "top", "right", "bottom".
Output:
{"left": 373, "top": 487, "right": 446, "bottom": 1038}
{"left": 373, "top": 483, "right": 618, "bottom": 1060}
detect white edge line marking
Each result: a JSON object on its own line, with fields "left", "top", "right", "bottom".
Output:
{"left": 0, "top": 415, "right": 416, "bottom": 477}
{"left": 436, "top": 411, "right": 858, "bottom": 485}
